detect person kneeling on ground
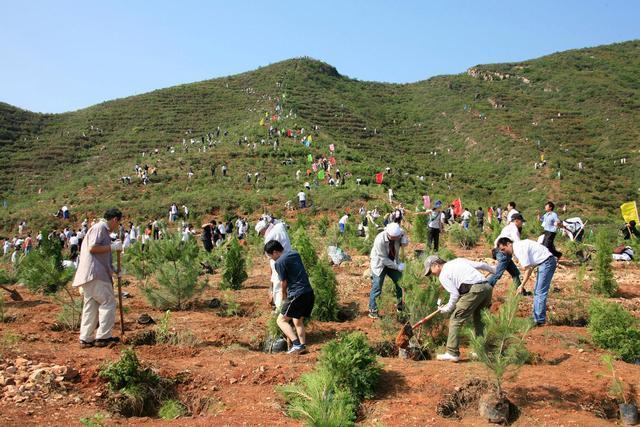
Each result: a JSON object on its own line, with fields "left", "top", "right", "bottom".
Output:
{"left": 424, "top": 255, "right": 495, "bottom": 362}
{"left": 72, "top": 207, "right": 123, "bottom": 349}
{"left": 264, "top": 240, "right": 315, "bottom": 355}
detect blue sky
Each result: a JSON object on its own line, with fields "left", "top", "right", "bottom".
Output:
{"left": 1, "top": 0, "right": 638, "bottom": 113}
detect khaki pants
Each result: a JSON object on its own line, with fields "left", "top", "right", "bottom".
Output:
{"left": 78, "top": 279, "right": 116, "bottom": 342}
{"left": 446, "top": 283, "right": 493, "bottom": 356}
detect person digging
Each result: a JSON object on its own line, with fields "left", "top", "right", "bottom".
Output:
{"left": 424, "top": 255, "right": 495, "bottom": 362}
{"left": 72, "top": 207, "right": 123, "bottom": 348}
{"left": 264, "top": 240, "right": 315, "bottom": 355}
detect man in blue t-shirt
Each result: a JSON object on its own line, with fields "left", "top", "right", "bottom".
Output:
{"left": 539, "top": 201, "right": 563, "bottom": 259}
{"left": 265, "top": 240, "right": 315, "bottom": 354}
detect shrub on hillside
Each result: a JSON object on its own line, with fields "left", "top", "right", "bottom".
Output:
{"left": 591, "top": 230, "right": 617, "bottom": 296}
{"left": 309, "top": 261, "right": 339, "bottom": 321}
{"left": 279, "top": 331, "right": 380, "bottom": 426}
{"left": 318, "top": 216, "right": 330, "bottom": 237}
{"left": 128, "top": 234, "right": 207, "bottom": 310}
{"left": 412, "top": 213, "right": 427, "bottom": 244}
{"left": 588, "top": 299, "right": 640, "bottom": 363}
{"left": 292, "top": 228, "right": 318, "bottom": 270}
{"left": 99, "top": 348, "right": 177, "bottom": 417}
{"left": 18, "top": 233, "right": 79, "bottom": 329}
{"left": 447, "top": 224, "right": 480, "bottom": 249}
{"left": 220, "top": 238, "right": 248, "bottom": 290}
{"left": 279, "top": 369, "right": 356, "bottom": 426}
{"left": 318, "top": 332, "right": 382, "bottom": 400}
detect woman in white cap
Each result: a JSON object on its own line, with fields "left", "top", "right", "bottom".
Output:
{"left": 368, "top": 222, "right": 409, "bottom": 318}
{"left": 255, "top": 218, "right": 291, "bottom": 309}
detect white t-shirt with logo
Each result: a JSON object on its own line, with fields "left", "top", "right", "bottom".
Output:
{"left": 512, "top": 239, "right": 552, "bottom": 268}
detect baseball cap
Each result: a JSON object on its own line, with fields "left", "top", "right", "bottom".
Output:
{"left": 255, "top": 220, "right": 268, "bottom": 234}
{"left": 512, "top": 213, "right": 526, "bottom": 222}
{"left": 385, "top": 222, "right": 402, "bottom": 237}
{"left": 423, "top": 255, "right": 443, "bottom": 276}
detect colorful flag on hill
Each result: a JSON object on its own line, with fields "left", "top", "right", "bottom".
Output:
{"left": 329, "top": 157, "right": 336, "bottom": 165}
{"left": 452, "top": 199, "right": 463, "bottom": 217}
{"left": 317, "top": 170, "right": 325, "bottom": 180}
{"left": 307, "top": 154, "right": 313, "bottom": 163}
{"left": 259, "top": 118, "right": 264, "bottom": 126}
{"left": 620, "top": 201, "right": 639, "bottom": 223}
{"left": 375, "top": 173, "right": 384, "bottom": 184}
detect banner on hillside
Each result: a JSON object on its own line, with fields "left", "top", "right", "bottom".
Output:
{"left": 620, "top": 201, "right": 639, "bottom": 223}
{"left": 375, "top": 173, "right": 384, "bottom": 185}
{"left": 452, "top": 199, "right": 463, "bottom": 217}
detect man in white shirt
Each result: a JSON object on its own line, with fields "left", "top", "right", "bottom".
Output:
{"left": 487, "top": 214, "right": 525, "bottom": 293}
{"left": 256, "top": 219, "right": 291, "bottom": 308}
{"left": 338, "top": 213, "right": 350, "bottom": 234}
{"left": 461, "top": 208, "right": 472, "bottom": 229}
{"left": 368, "top": 223, "right": 409, "bottom": 318}
{"left": 297, "top": 190, "right": 307, "bottom": 209}
{"left": 497, "top": 237, "right": 557, "bottom": 326}
{"left": 506, "top": 201, "right": 519, "bottom": 224}
{"left": 427, "top": 201, "right": 445, "bottom": 251}
{"left": 424, "top": 255, "right": 495, "bottom": 362}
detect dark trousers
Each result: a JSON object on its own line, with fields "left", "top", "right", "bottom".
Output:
{"left": 428, "top": 227, "right": 440, "bottom": 251}
{"left": 542, "top": 231, "right": 562, "bottom": 258}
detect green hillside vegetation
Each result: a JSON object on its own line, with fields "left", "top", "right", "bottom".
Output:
{"left": 1, "top": 40, "right": 639, "bottom": 231}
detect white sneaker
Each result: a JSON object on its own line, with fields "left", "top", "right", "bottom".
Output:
{"left": 436, "top": 352, "right": 460, "bottom": 362}
{"left": 287, "top": 344, "right": 307, "bottom": 355}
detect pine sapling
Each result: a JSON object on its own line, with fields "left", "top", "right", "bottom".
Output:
{"left": 468, "top": 288, "right": 532, "bottom": 397}
{"left": 220, "top": 238, "right": 248, "bottom": 290}
{"left": 592, "top": 230, "right": 617, "bottom": 296}
{"left": 309, "top": 261, "right": 339, "bottom": 321}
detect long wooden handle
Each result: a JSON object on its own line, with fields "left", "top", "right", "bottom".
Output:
{"left": 116, "top": 250, "right": 125, "bottom": 336}
{"left": 411, "top": 309, "right": 440, "bottom": 329}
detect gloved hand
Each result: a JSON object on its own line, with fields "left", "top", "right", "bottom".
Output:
{"left": 400, "top": 234, "right": 409, "bottom": 245}
{"left": 110, "top": 240, "right": 123, "bottom": 252}
{"left": 397, "top": 262, "right": 405, "bottom": 272}
{"left": 438, "top": 305, "right": 452, "bottom": 314}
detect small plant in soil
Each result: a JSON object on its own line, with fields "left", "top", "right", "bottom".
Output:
{"left": 317, "top": 215, "right": 330, "bottom": 237}
{"left": 309, "top": 261, "right": 339, "bottom": 322}
{"left": 601, "top": 354, "right": 639, "bottom": 425}
{"left": 126, "top": 234, "right": 207, "bottom": 310}
{"left": 79, "top": 412, "right": 108, "bottom": 426}
{"left": 591, "top": 230, "right": 618, "bottom": 296}
{"left": 588, "top": 299, "right": 640, "bottom": 363}
{"left": 158, "top": 399, "right": 188, "bottom": 420}
{"left": 218, "top": 292, "right": 243, "bottom": 317}
{"left": 279, "top": 331, "right": 380, "bottom": 426}
{"left": 220, "top": 237, "right": 248, "bottom": 290}
{"left": 99, "top": 348, "right": 177, "bottom": 417}
{"left": 447, "top": 224, "right": 480, "bottom": 249}
{"left": 154, "top": 310, "right": 201, "bottom": 346}
{"left": 467, "top": 288, "right": 532, "bottom": 423}
{"left": 18, "top": 232, "right": 79, "bottom": 329}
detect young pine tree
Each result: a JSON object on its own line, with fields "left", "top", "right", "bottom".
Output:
{"left": 309, "top": 261, "right": 339, "bottom": 321}
{"left": 18, "top": 233, "right": 78, "bottom": 328}
{"left": 220, "top": 237, "right": 248, "bottom": 290}
{"left": 292, "top": 228, "right": 318, "bottom": 270}
{"left": 468, "top": 288, "right": 532, "bottom": 397}
{"left": 592, "top": 230, "right": 618, "bottom": 296}
{"left": 135, "top": 233, "right": 207, "bottom": 310}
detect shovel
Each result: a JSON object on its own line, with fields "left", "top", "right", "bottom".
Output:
{"left": 395, "top": 299, "right": 442, "bottom": 350}
{"left": 0, "top": 284, "right": 23, "bottom": 301}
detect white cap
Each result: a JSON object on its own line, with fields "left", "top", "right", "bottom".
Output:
{"left": 385, "top": 222, "right": 402, "bottom": 237}
{"left": 255, "top": 220, "right": 268, "bottom": 235}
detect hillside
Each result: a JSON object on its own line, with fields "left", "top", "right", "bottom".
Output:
{"left": 1, "top": 40, "right": 639, "bottom": 230}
